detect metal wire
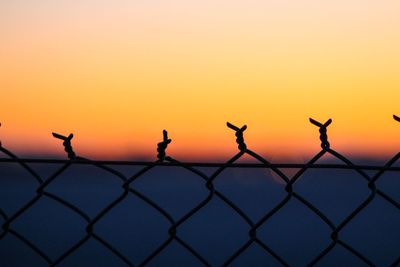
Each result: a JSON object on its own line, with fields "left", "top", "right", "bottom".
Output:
{"left": 0, "top": 118, "right": 399, "bottom": 266}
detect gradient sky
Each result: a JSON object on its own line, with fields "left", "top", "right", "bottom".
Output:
{"left": 1, "top": 0, "right": 400, "bottom": 160}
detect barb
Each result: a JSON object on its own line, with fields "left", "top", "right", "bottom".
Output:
{"left": 309, "top": 118, "right": 332, "bottom": 150}
{"left": 157, "top": 129, "right": 171, "bottom": 161}
{"left": 52, "top": 132, "right": 76, "bottom": 160}
{"left": 227, "top": 122, "right": 247, "bottom": 151}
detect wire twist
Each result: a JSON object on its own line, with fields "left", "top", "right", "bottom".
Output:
{"left": 227, "top": 122, "right": 247, "bottom": 151}
{"left": 309, "top": 118, "right": 332, "bottom": 150}
{"left": 157, "top": 130, "right": 171, "bottom": 161}
{"left": 52, "top": 133, "right": 76, "bottom": 160}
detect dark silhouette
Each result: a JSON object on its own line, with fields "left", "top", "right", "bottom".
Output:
{"left": 0, "top": 117, "right": 399, "bottom": 266}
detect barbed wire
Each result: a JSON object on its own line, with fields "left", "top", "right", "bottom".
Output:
{"left": 0, "top": 117, "right": 399, "bottom": 266}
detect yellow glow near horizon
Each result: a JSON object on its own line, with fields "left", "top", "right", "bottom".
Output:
{"left": 1, "top": 0, "right": 400, "bottom": 160}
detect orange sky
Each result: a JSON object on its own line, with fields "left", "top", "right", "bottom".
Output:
{"left": 1, "top": 0, "right": 400, "bottom": 160}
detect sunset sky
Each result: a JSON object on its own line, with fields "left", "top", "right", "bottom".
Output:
{"left": 1, "top": 0, "right": 400, "bottom": 160}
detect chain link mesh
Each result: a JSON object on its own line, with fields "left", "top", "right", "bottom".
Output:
{"left": 0, "top": 118, "right": 399, "bottom": 266}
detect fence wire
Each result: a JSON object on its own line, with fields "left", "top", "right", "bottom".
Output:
{"left": 0, "top": 117, "right": 399, "bottom": 267}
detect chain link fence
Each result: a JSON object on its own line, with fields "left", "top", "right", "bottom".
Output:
{"left": 0, "top": 118, "right": 399, "bottom": 266}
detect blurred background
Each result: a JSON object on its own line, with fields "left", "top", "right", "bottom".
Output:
{"left": 1, "top": 0, "right": 400, "bottom": 160}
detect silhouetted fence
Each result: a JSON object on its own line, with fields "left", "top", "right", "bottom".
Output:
{"left": 0, "top": 118, "right": 399, "bottom": 267}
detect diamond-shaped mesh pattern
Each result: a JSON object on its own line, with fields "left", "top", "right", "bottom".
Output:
{"left": 0, "top": 118, "right": 399, "bottom": 266}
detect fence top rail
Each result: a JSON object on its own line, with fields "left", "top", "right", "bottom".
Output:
{"left": 1, "top": 157, "right": 400, "bottom": 171}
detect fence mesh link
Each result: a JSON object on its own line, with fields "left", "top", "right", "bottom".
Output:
{"left": 0, "top": 118, "right": 399, "bottom": 266}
